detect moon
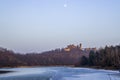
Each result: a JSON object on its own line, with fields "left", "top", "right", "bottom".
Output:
{"left": 64, "top": 4, "right": 67, "bottom": 8}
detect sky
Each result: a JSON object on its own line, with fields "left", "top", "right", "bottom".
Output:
{"left": 0, "top": 0, "right": 120, "bottom": 53}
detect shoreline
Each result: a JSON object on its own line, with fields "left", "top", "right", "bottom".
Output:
{"left": 74, "top": 66, "right": 120, "bottom": 71}
{"left": 0, "top": 65, "right": 119, "bottom": 71}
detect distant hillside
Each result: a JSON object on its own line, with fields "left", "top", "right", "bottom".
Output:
{"left": 0, "top": 44, "right": 120, "bottom": 69}
{"left": 0, "top": 44, "right": 91, "bottom": 67}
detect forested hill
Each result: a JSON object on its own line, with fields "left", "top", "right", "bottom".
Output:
{"left": 0, "top": 44, "right": 120, "bottom": 70}
{"left": 0, "top": 45, "right": 89, "bottom": 67}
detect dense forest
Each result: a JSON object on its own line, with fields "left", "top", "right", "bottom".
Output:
{"left": 0, "top": 44, "right": 120, "bottom": 70}
{"left": 76, "top": 45, "right": 120, "bottom": 69}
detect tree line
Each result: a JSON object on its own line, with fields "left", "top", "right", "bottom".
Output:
{"left": 0, "top": 47, "right": 87, "bottom": 67}
{"left": 75, "top": 45, "right": 120, "bottom": 69}
{"left": 0, "top": 44, "right": 120, "bottom": 70}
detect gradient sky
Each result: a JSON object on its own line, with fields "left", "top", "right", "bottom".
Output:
{"left": 0, "top": 0, "right": 120, "bottom": 53}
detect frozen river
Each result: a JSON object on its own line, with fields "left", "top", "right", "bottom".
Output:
{"left": 0, "top": 67, "right": 120, "bottom": 80}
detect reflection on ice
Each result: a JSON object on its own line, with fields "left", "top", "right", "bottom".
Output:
{"left": 0, "top": 67, "right": 119, "bottom": 80}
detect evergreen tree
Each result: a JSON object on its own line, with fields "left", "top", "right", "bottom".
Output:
{"left": 80, "top": 56, "right": 88, "bottom": 66}
{"left": 89, "top": 50, "right": 95, "bottom": 66}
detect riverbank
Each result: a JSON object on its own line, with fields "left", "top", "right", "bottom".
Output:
{"left": 75, "top": 66, "right": 120, "bottom": 71}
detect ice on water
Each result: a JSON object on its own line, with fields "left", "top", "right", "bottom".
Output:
{"left": 0, "top": 67, "right": 119, "bottom": 80}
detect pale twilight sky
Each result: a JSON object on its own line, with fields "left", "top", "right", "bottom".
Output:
{"left": 0, "top": 0, "right": 120, "bottom": 53}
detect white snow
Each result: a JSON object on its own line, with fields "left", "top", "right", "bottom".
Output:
{"left": 0, "top": 67, "right": 119, "bottom": 80}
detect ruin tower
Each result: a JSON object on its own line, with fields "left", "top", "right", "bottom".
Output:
{"left": 80, "top": 43, "right": 82, "bottom": 50}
